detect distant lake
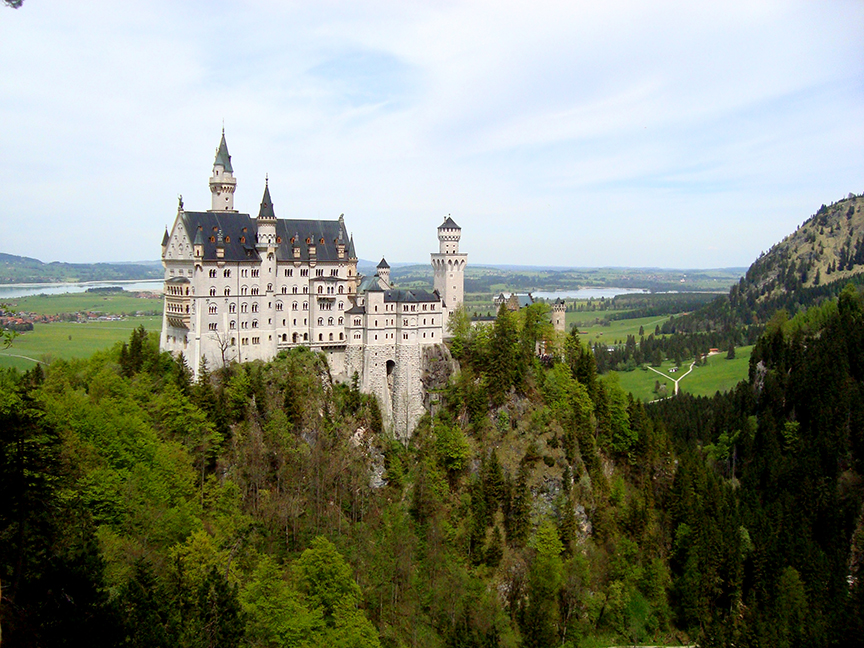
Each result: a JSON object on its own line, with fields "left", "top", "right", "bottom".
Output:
{"left": 532, "top": 288, "right": 649, "bottom": 300}
{"left": 0, "top": 280, "right": 163, "bottom": 299}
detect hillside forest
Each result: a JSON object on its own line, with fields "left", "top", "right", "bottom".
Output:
{"left": 1, "top": 194, "right": 864, "bottom": 647}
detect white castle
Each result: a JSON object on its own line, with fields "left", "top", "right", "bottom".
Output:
{"left": 160, "top": 131, "right": 466, "bottom": 436}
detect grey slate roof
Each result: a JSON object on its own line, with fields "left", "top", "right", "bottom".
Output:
{"left": 345, "top": 304, "right": 366, "bottom": 315}
{"left": 384, "top": 289, "right": 439, "bottom": 303}
{"left": 377, "top": 257, "right": 390, "bottom": 269}
{"left": 439, "top": 216, "right": 460, "bottom": 230}
{"left": 162, "top": 228, "right": 170, "bottom": 246}
{"left": 214, "top": 131, "right": 233, "bottom": 172}
{"left": 180, "top": 211, "right": 351, "bottom": 263}
{"left": 357, "top": 275, "right": 384, "bottom": 292}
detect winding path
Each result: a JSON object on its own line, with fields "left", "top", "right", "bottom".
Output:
{"left": 0, "top": 351, "right": 46, "bottom": 365}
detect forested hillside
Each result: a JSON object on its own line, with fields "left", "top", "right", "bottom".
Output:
{"left": 663, "top": 193, "right": 864, "bottom": 336}
{"left": 0, "top": 252, "right": 161, "bottom": 284}
{"left": 1, "top": 296, "right": 862, "bottom": 646}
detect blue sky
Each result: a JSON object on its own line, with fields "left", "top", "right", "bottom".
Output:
{"left": 1, "top": 1, "right": 862, "bottom": 268}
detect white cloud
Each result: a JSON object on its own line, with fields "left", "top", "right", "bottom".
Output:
{"left": 0, "top": 0, "right": 862, "bottom": 268}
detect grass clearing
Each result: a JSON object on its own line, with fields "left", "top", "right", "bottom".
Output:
{"left": 0, "top": 317, "right": 162, "bottom": 370}
{"left": 6, "top": 292, "right": 162, "bottom": 316}
{"left": 567, "top": 309, "right": 673, "bottom": 346}
{"left": 613, "top": 345, "right": 753, "bottom": 402}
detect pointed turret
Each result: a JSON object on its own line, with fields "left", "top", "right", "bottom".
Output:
{"left": 256, "top": 176, "right": 277, "bottom": 251}
{"left": 376, "top": 257, "right": 391, "bottom": 288}
{"left": 257, "top": 176, "right": 276, "bottom": 221}
{"left": 209, "top": 128, "right": 237, "bottom": 212}
{"left": 161, "top": 227, "right": 170, "bottom": 248}
{"left": 347, "top": 234, "right": 357, "bottom": 260}
{"left": 193, "top": 229, "right": 204, "bottom": 258}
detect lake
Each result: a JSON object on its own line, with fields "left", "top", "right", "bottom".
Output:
{"left": 0, "top": 280, "right": 163, "bottom": 299}
{"left": 531, "top": 288, "right": 649, "bottom": 300}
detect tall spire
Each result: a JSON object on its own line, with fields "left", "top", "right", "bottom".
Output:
{"left": 209, "top": 128, "right": 237, "bottom": 211}
{"left": 257, "top": 176, "right": 276, "bottom": 221}
{"left": 214, "top": 128, "right": 233, "bottom": 173}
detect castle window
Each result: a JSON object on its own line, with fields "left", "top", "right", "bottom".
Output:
{"left": 224, "top": 288, "right": 230, "bottom": 296}
{"left": 304, "top": 333, "right": 308, "bottom": 341}
{"left": 209, "top": 236, "right": 215, "bottom": 243}
{"left": 319, "top": 237, "right": 325, "bottom": 244}
{"left": 374, "top": 320, "right": 378, "bottom": 327}
{"left": 251, "top": 287, "right": 259, "bottom": 295}
{"left": 318, "top": 317, "right": 324, "bottom": 326}
{"left": 303, "top": 287, "right": 308, "bottom": 294}
{"left": 316, "top": 269, "right": 324, "bottom": 277}
{"left": 252, "top": 304, "right": 259, "bottom": 313}
{"left": 319, "top": 334, "right": 323, "bottom": 341}
{"left": 277, "top": 237, "right": 282, "bottom": 244}
{"left": 252, "top": 337, "right": 260, "bottom": 344}
{"left": 209, "top": 269, "right": 217, "bottom": 278}
{"left": 240, "top": 236, "right": 246, "bottom": 244}
{"left": 267, "top": 283, "right": 273, "bottom": 292}
{"left": 252, "top": 269, "right": 259, "bottom": 278}
{"left": 252, "top": 320, "right": 258, "bottom": 328}
{"left": 338, "top": 317, "right": 343, "bottom": 325}
{"left": 303, "top": 302, "right": 308, "bottom": 310}
{"left": 292, "top": 302, "right": 298, "bottom": 311}
{"left": 225, "top": 236, "right": 230, "bottom": 243}
{"left": 403, "top": 333, "right": 408, "bottom": 340}
{"left": 431, "top": 332, "right": 434, "bottom": 338}
{"left": 282, "top": 286, "right": 287, "bottom": 294}
{"left": 241, "top": 286, "right": 248, "bottom": 295}
{"left": 317, "top": 286, "right": 323, "bottom": 294}
{"left": 229, "top": 303, "right": 236, "bottom": 313}
{"left": 374, "top": 335, "right": 377, "bottom": 341}
{"left": 329, "top": 333, "right": 333, "bottom": 341}
{"left": 300, "top": 269, "right": 309, "bottom": 277}
{"left": 230, "top": 320, "right": 236, "bottom": 329}
{"left": 354, "top": 318, "right": 361, "bottom": 326}
{"left": 276, "top": 302, "right": 283, "bottom": 311}
{"left": 338, "top": 302, "right": 344, "bottom": 310}
{"left": 223, "top": 269, "right": 231, "bottom": 278}
{"left": 209, "top": 287, "right": 216, "bottom": 296}
{"left": 285, "top": 269, "right": 292, "bottom": 277}
{"left": 339, "top": 332, "right": 344, "bottom": 340}
{"left": 231, "top": 337, "right": 236, "bottom": 345}
{"left": 331, "top": 269, "right": 339, "bottom": 277}
{"left": 241, "top": 269, "right": 248, "bottom": 277}
{"left": 241, "top": 303, "right": 248, "bottom": 313}
{"left": 328, "top": 317, "right": 333, "bottom": 326}
{"left": 208, "top": 305, "right": 217, "bottom": 314}
{"left": 208, "top": 322, "right": 217, "bottom": 331}
{"left": 241, "top": 321, "right": 248, "bottom": 329}
{"left": 423, "top": 318, "right": 426, "bottom": 325}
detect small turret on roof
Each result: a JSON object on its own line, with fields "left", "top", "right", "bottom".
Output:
{"left": 377, "top": 257, "right": 390, "bottom": 269}
{"left": 214, "top": 128, "right": 233, "bottom": 173}
{"left": 257, "top": 176, "right": 276, "bottom": 220}
{"left": 161, "top": 227, "right": 170, "bottom": 247}
{"left": 193, "top": 229, "right": 204, "bottom": 246}
{"left": 347, "top": 234, "right": 357, "bottom": 259}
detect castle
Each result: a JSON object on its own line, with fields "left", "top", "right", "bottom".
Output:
{"left": 160, "top": 131, "right": 466, "bottom": 436}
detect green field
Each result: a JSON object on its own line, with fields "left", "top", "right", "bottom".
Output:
{"left": 0, "top": 317, "right": 162, "bottom": 370}
{"left": 567, "top": 309, "right": 672, "bottom": 345}
{"left": 5, "top": 292, "right": 162, "bottom": 316}
{"left": 613, "top": 345, "right": 753, "bottom": 402}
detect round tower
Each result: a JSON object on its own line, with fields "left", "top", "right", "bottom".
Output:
{"left": 431, "top": 216, "right": 467, "bottom": 332}
{"left": 209, "top": 129, "right": 237, "bottom": 211}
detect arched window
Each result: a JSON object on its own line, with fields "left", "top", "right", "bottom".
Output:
{"left": 241, "top": 285, "right": 248, "bottom": 295}
{"left": 317, "top": 285, "right": 323, "bottom": 294}
{"left": 338, "top": 302, "right": 344, "bottom": 310}
{"left": 275, "top": 302, "right": 283, "bottom": 311}
{"left": 282, "top": 286, "right": 287, "bottom": 294}
{"left": 329, "top": 333, "right": 333, "bottom": 341}
{"left": 328, "top": 317, "right": 333, "bottom": 326}
{"left": 209, "top": 287, "right": 216, "bottom": 296}
{"left": 224, "top": 287, "right": 230, "bottom": 296}
{"left": 209, "top": 269, "right": 217, "bottom": 278}
{"left": 318, "top": 334, "right": 323, "bottom": 341}
{"left": 229, "top": 303, "right": 236, "bottom": 313}
{"left": 230, "top": 320, "right": 236, "bottom": 329}
{"left": 223, "top": 269, "right": 231, "bottom": 278}
{"left": 267, "top": 283, "right": 273, "bottom": 292}
{"left": 252, "top": 303, "right": 259, "bottom": 313}
{"left": 338, "top": 285, "right": 344, "bottom": 294}
{"left": 292, "top": 302, "right": 298, "bottom": 311}
{"left": 317, "top": 317, "right": 324, "bottom": 326}
{"left": 208, "top": 304, "right": 217, "bottom": 314}
{"left": 338, "top": 317, "right": 343, "bottom": 325}
{"left": 252, "top": 319, "right": 259, "bottom": 328}
{"left": 241, "top": 303, "right": 248, "bottom": 313}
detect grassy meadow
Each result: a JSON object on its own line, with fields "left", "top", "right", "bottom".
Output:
{"left": 6, "top": 291, "right": 162, "bottom": 316}
{"left": 613, "top": 345, "right": 753, "bottom": 402}
{"left": 0, "top": 317, "right": 163, "bottom": 370}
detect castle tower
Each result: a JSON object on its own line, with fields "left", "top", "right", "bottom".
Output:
{"left": 256, "top": 176, "right": 277, "bottom": 250}
{"left": 431, "top": 216, "right": 467, "bottom": 332}
{"left": 209, "top": 129, "right": 237, "bottom": 212}
{"left": 377, "top": 257, "right": 391, "bottom": 289}
{"left": 552, "top": 298, "right": 566, "bottom": 333}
